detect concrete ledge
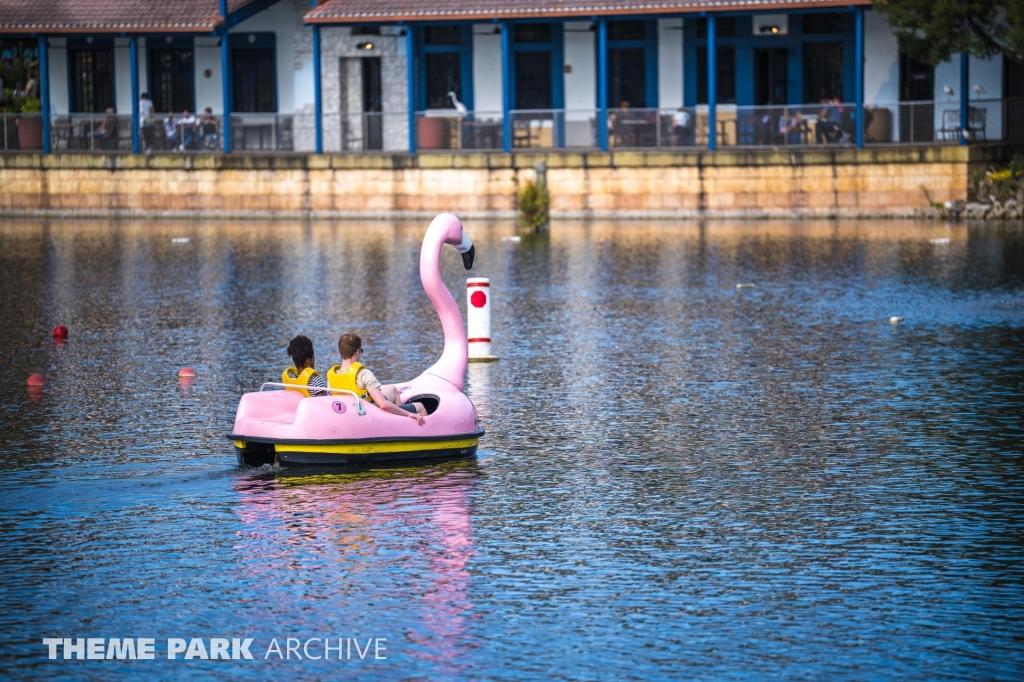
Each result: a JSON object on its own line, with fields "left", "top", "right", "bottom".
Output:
{"left": 3, "top": 142, "right": 1017, "bottom": 172}
{"left": 1, "top": 143, "right": 1003, "bottom": 220}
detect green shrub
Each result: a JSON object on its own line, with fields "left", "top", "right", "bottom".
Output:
{"left": 19, "top": 97, "right": 41, "bottom": 114}
{"left": 516, "top": 179, "right": 549, "bottom": 231}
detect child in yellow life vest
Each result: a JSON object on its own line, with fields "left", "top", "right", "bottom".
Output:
{"left": 327, "top": 333, "right": 426, "bottom": 425}
{"left": 282, "top": 335, "right": 328, "bottom": 397}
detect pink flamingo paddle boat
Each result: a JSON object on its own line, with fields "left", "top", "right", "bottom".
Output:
{"left": 228, "top": 213, "right": 484, "bottom": 467}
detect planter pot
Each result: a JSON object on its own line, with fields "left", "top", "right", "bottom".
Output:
{"left": 417, "top": 117, "right": 448, "bottom": 150}
{"left": 17, "top": 116, "right": 42, "bottom": 150}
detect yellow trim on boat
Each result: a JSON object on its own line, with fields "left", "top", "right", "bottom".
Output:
{"left": 274, "top": 437, "right": 479, "bottom": 455}
{"left": 233, "top": 440, "right": 246, "bottom": 449}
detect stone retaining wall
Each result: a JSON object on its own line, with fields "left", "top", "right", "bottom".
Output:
{"left": 1, "top": 145, "right": 1018, "bottom": 219}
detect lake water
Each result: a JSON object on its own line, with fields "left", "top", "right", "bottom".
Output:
{"left": 1, "top": 218, "right": 1022, "bottom": 680}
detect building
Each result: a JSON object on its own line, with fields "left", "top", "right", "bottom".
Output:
{"left": 1, "top": 0, "right": 1019, "bottom": 154}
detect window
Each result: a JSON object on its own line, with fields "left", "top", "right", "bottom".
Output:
{"left": 695, "top": 17, "right": 736, "bottom": 39}
{"left": 609, "top": 48, "right": 647, "bottom": 108}
{"left": 425, "top": 53, "right": 461, "bottom": 108}
{"left": 696, "top": 46, "right": 736, "bottom": 104}
{"left": 803, "top": 13, "right": 844, "bottom": 35}
{"left": 515, "top": 24, "right": 551, "bottom": 43}
{"left": 608, "top": 21, "right": 645, "bottom": 41}
{"left": 803, "top": 42, "right": 843, "bottom": 102}
{"left": 71, "top": 49, "right": 115, "bottom": 113}
{"left": 149, "top": 49, "right": 194, "bottom": 113}
{"left": 0, "top": 40, "right": 41, "bottom": 104}
{"left": 232, "top": 49, "right": 275, "bottom": 112}
{"left": 424, "top": 26, "right": 461, "bottom": 45}
{"left": 515, "top": 51, "right": 551, "bottom": 109}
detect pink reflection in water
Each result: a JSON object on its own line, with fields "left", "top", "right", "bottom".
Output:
{"left": 234, "top": 465, "right": 477, "bottom": 670}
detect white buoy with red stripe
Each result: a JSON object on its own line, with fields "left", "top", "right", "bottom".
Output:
{"left": 467, "top": 277, "right": 498, "bottom": 362}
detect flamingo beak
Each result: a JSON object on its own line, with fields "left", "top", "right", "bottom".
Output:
{"left": 454, "top": 229, "right": 475, "bottom": 269}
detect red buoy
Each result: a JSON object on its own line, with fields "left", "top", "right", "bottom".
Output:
{"left": 52, "top": 325, "right": 68, "bottom": 339}
{"left": 27, "top": 373, "right": 45, "bottom": 386}
{"left": 178, "top": 367, "right": 196, "bottom": 378}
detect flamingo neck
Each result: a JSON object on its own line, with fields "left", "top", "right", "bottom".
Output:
{"left": 420, "top": 226, "right": 466, "bottom": 391}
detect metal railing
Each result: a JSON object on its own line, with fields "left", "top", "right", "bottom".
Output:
{"left": 47, "top": 113, "right": 133, "bottom": 152}
{"left": 3, "top": 99, "right": 1017, "bottom": 154}
{"left": 713, "top": 103, "right": 857, "bottom": 148}
{"left": 863, "top": 99, "right": 1005, "bottom": 144}
{"left": 414, "top": 111, "right": 504, "bottom": 151}
{"left": 228, "top": 113, "right": 316, "bottom": 153}
{"left": 323, "top": 112, "right": 408, "bottom": 152}
{"left": 139, "top": 114, "right": 223, "bottom": 153}
{"left": 508, "top": 109, "right": 598, "bottom": 150}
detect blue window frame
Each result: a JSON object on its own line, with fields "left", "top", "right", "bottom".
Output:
{"left": 509, "top": 22, "right": 564, "bottom": 110}
{"left": 684, "top": 13, "right": 857, "bottom": 108}
{"left": 605, "top": 20, "right": 657, "bottom": 109}
{"left": 417, "top": 25, "right": 473, "bottom": 110}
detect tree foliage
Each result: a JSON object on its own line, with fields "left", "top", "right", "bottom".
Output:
{"left": 872, "top": 0, "right": 1024, "bottom": 65}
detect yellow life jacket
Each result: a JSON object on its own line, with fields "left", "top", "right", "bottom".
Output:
{"left": 281, "top": 366, "right": 321, "bottom": 398}
{"left": 326, "top": 362, "right": 372, "bottom": 403}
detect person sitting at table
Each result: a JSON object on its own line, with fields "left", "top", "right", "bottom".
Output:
{"left": 671, "top": 108, "right": 694, "bottom": 147}
{"left": 815, "top": 96, "right": 844, "bottom": 144}
{"left": 163, "top": 114, "right": 180, "bottom": 150}
{"left": 86, "top": 108, "right": 118, "bottom": 150}
{"left": 608, "top": 100, "right": 636, "bottom": 147}
{"left": 199, "top": 108, "right": 219, "bottom": 150}
{"left": 177, "top": 109, "right": 197, "bottom": 151}
{"left": 779, "top": 110, "right": 806, "bottom": 143}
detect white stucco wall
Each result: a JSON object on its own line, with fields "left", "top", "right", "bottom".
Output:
{"left": 658, "top": 18, "right": 683, "bottom": 109}
{"left": 194, "top": 37, "right": 223, "bottom": 113}
{"left": 113, "top": 40, "right": 132, "bottom": 114}
{"left": 46, "top": 38, "right": 68, "bottom": 115}
{"left": 864, "top": 10, "right": 899, "bottom": 105}
{"left": 473, "top": 25, "right": 503, "bottom": 115}
{"left": 564, "top": 22, "right": 595, "bottom": 114}
{"left": 232, "top": 0, "right": 307, "bottom": 114}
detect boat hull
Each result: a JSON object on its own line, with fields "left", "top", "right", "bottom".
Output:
{"left": 229, "top": 431, "right": 483, "bottom": 467}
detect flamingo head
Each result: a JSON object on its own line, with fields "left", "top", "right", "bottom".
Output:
{"left": 429, "top": 212, "right": 475, "bottom": 270}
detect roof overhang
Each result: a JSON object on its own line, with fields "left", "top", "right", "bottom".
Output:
{"left": 304, "top": 0, "right": 872, "bottom": 24}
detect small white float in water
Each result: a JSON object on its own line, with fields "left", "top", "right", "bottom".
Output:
{"left": 172, "top": 237, "right": 190, "bottom": 244}
{"left": 736, "top": 283, "right": 755, "bottom": 289}
{"left": 930, "top": 238, "right": 950, "bottom": 245}
{"left": 501, "top": 235, "right": 521, "bottom": 243}
{"left": 890, "top": 316, "right": 904, "bottom": 324}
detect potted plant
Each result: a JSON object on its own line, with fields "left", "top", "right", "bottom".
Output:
{"left": 17, "top": 97, "right": 42, "bottom": 150}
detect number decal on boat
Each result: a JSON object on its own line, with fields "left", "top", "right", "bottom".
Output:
{"left": 332, "top": 401, "right": 347, "bottom": 414}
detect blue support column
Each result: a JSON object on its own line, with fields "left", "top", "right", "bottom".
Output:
{"left": 502, "top": 22, "right": 511, "bottom": 153}
{"left": 854, "top": 8, "right": 864, "bottom": 149}
{"left": 221, "top": 32, "right": 232, "bottom": 153}
{"left": 707, "top": 14, "right": 716, "bottom": 151}
{"left": 130, "top": 36, "right": 140, "bottom": 154}
{"left": 598, "top": 17, "right": 608, "bottom": 152}
{"left": 39, "top": 35, "right": 50, "bottom": 154}
{"left": 960, "top": 52, "right": 969, "bottom": 145}
{"left": 313, "top": 24, "right": 322, "bottom": 153}
{"left": 406, "top": 25, "right": 416, "bottom": 154}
